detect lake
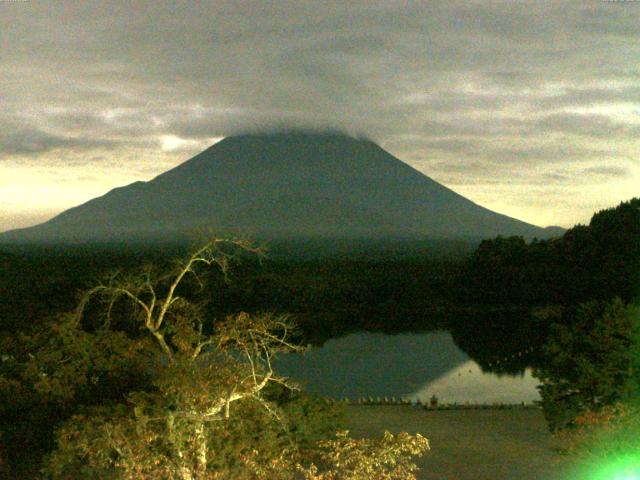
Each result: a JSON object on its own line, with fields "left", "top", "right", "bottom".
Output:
{"left": 274, "top": 331, "right": 541, "bottom": 404}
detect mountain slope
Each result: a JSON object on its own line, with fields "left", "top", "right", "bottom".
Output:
{"left": 0, "top": 132, "right": 556, "bottom": 243}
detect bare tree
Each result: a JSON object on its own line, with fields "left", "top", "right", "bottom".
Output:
{"left": 46, "top": 239, "right": 301, "bottom": 480}
{"left": 42, "top": 239, "right": 430, "bottom": 480}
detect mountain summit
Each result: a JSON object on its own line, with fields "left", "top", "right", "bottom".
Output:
{"left": 1, "top": 132, "right": 555, "bottom": 243}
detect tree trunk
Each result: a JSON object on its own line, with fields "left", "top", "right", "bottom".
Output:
{"left": 168, "top": 414, "right": 194, "bottom": 480}
{"left": 194, "top": 422, "right": 208, "bottom": 478}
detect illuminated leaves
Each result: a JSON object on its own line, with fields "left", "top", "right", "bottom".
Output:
{"left": 243, "top": 429, "right": 430, "bottom": 480}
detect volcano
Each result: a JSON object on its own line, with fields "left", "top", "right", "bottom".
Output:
{"left": 0, "top": 132, "right": 559, "bottom": 244}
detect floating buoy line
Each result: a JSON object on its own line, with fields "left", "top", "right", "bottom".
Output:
{"left": 486, "top": 345, "right": 538, "bottom": 368}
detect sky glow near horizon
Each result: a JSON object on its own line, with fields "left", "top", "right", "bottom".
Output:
{"left": 1, "top": 1, "right": 639, "bottom": 233}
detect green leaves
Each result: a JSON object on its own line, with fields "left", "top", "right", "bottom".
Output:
{"left": 7, "top": 239, "right": 431, "bottom": 479}
{"left": 535, "top": 299, "right": 636, "bottom": 432}
{"left": 243, "top": 429, "right": 430, "bottom": 480}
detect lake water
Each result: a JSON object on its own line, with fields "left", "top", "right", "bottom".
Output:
{"left": 274, "top": 331, "right": 541, "bottom": 404}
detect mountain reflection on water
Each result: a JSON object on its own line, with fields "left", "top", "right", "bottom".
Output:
{"left": 274, "top": 331, "right": 541, "bottom": 403}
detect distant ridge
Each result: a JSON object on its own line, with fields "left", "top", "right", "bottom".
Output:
{"left": 0, "top": 131, "right": 561, "bottom": 244}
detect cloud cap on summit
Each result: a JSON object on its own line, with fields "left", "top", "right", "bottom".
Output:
{"left": 0, "top": 132, "right": 557, "bottom": 244}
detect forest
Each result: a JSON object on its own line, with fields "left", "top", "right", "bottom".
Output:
{"left": 0, "top": 197, "right": 638, "bottom": 478}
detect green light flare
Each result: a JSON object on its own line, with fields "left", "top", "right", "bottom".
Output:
{"left": 567, "top": 453, "right": 640, "bottom": 480}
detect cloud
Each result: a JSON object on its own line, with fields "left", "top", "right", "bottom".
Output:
{"left": 0, "top": 125, "right": 120, "bottom": 156}
{"left": 0, "top": 0, "right": 639, "bottom": 228}
{"left": 582, "top": 165, "right": 630, "bottom": 178}
{"left": 533, "top": 112, "right": 625, "bottom": 138}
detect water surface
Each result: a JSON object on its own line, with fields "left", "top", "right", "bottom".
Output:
{"left": 274, "top": 331, "right": 541, "bottom": 403}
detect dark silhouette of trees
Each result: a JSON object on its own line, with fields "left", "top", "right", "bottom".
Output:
{"left": 1, "top": 239, "right": 429, "bottom": 479}
{"left": 533, "top": 299, "right": 636, "bottom": 431}
{"left": 463, "top": 197, "right": 640, "bottom": 307}
{"left": 462, "top": 198, "right": 640, "bottom": 434}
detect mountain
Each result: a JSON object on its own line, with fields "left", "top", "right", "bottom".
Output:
{"left": 0, "top": 132, "right": 560, "bottom": 244}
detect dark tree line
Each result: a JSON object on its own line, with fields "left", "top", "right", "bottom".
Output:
{"left": 1, "top": 197, "right": 638, "bottom": 452}
{"left": 463, "top": 198, "right": 640, "bottom": 307}
{"left": 0, "top": 244, "right": 465, "bottom": 344}
{"left": 0, "top": 241, "right": 429, "bottom": 478}
{"left": 462, "top": 198, "right": 640, "bottom": 434}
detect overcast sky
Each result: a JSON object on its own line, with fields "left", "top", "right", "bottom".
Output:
{"left": 1, "top": 0, "right": 639, "bottom": 232}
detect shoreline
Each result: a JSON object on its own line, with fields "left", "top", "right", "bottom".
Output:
{"left": 344, "top": 404, "right": 571, "bottom": 480}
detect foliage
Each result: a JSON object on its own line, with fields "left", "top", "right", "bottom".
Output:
{"left": 552, "top": 402, "right": 639, "bottom": 456}
{"left": 534, "top": 299, "right": 636, "bottom": 431}
{"left": 551, "top": 402, "right": 640, "bottom": 479}
{"left": 0, "top": 325, "right": 131, "bottom": 477}
{"left": 471, "top": 199, "right": 640, "bottom": 435}
{"left": 34, "top": 239, "right": 300, "bottom": 479}
{"left": 302, "top": 430, "right": 429, "bottom": 480}
{"left": 43, "top": 386, "right": 343, "bottom": 480}
{"left": 4, "top": 239, "right": 429, "bottom": 480}
{"left": 243, "top": 429, "right": 430, "bottom": 480}
{"left": 464, "top": 197, "right": 640, "bottom": 306}
{"left": 2, "top": 198, "right": 637, "bottom": 475}
{"left": 0, "top": 242, "right": 463, "bottom": 342}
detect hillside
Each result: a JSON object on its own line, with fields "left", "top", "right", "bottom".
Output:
{"left": 0, "top": 132, "right": 557, "bottom": 244}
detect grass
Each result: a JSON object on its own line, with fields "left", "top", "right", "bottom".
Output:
{"left": 345, "top": 405, "right": 574, "bottom": 480}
